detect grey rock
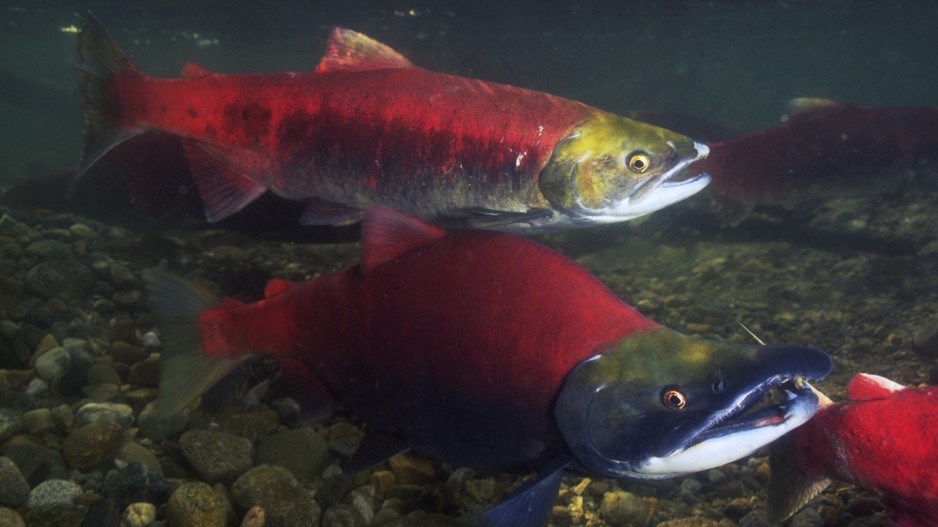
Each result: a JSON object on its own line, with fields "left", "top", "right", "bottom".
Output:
{"left": 0, "top": 214, "right": 31, "bottom": 237}
{"left": 166, "top": 482, "right": 227, "bottom": 527}
{"left": 912, "top": 318, "right": 938, "bottom": 357}
{"left": 790, "top": 507, "right": 824, "bottom": 527}
{"left": 25, "top": 260, "right": 93, "bottom": 301}
{"left": 128, "top": 357, "right": 160, "bottom": 388}
{"left": 34, "top": 346, "right": 71, "bottom": 381}
{"left": 0, "top": 409, "right": 22, "bottom": 444}
{"left": 86, "top": 363, "right": 122, "bottom": 386}
{"left": 68, "top": 223, "right": 96, "bottom": 238}
{"left": 4, "top": 438, "right": 67, "bottom": 486}
{"left": 25, "top": 377, "right": 49, "bottom": 398}
{"left": 737, "top": 509, "right": 770, "bottom": 527}
{"left": 345, "top": 486, "right": 376, "bottom": 525}
{"left": 50, "top": 404, "right": 75, "bottom": 432}
{"left": 231, "top": 465, "right": 321, "bottom": 527}
{"left": 84, "top": 498, "right": 122, "bottom": 527}
{"left": 137, "top": 401, "right": 190, "bottom": 442}
{"left": 102, "top": 462, "right": 171, "bottom": 511}
{"left": 0, "top": 457, "right": 29, "bottom": 507}
{"left": 256, "top": 428, "right": 332, "bottom": 482}
{"left": 75, "top": 402, "right": 135, "bottom": 428}
{"left": 62, "top": 420, "right": 124, "bottom": 470}
{"left": 115, "top": 442, "right": 164, "bottom": 476}
{"left": 219, "top": 410, "right": 281, "bottom": 442}
{"left": 179, "top": 429, "right": 253, "bottom": 484}
{"left": 24, "top": 502, "right": 87, "bottom": 527}
{"left": 322, "top": 503, "right": 366, "bottom": 527}
{"left": 27, "top": 479, "right": 82, "bottom": 508}
{"left": 26, "top": 239, "right": 71, "bottom": 259}
{"left": 110, "top": 263, "right": 139, "bottom": 288}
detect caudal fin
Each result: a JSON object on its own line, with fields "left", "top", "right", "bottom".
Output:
{"left": 143, "top": 269, "right": 246, "bottom": 416}
{"left": 76, "top": 14, "right": 145, "bottom": 177}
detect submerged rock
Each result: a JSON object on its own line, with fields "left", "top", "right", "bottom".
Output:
{"left": 167, "top": 481, "right": 227, "bottom": 527}
{"left": 231, "top": 465, "right": 321, "bottom": 527}
{"left": 179, "top": 429, "right": 253, "bottom": 484}
{"left": 0, "top": 456, "right": 30, "bottom": 507}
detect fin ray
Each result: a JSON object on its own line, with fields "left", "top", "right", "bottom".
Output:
{"left": 182, "top": 140, "right": 267, "bottom": 222}
{"left": 480, "top": 459, "right": 567, "bottom": 527}
{"left": 315, "top": 28, "right": 414, "bottom": 73}
{"left": 361, "top": 208, "right": 446, "bottom": 273}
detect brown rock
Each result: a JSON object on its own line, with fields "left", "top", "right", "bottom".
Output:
{"left": 387, "top": 453, "right": 435, "bottom": 485}
{"left": 62, "top": 421, "right": 124, "bottom": 470}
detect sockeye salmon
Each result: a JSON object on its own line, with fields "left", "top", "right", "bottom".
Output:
{"left": 77, "top": 16, "right": 710, "bottom": 233}
{"left": 768, "top": 374, "right": 938, "bottom": 527}
{"left": 145, "top": 208, "right": 831, "bottom": 527}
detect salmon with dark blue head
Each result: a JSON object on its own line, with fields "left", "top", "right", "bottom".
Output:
{"left": 145, "top": 208, "right": 831, "bottom": 526}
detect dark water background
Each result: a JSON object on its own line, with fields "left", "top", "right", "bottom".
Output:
{"left": 1, "top": 0, "right": 937, "bottom": 184}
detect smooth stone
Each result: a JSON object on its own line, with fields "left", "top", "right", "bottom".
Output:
{"left": 326, "top": 422, "right": 363, "bottom": 459}
{"left": 0, "top": 456, "right": 30, "bottom": 507}
{"left": 600, "top": 490, "right": 648, "bottom": 525}
{"left": 0, "top": 507, "right": 25, "bottom": 527}
{"left": 736, "top": 510, "right": 770, "bottom": 527}
{"left": 128, "top": 358, "right": 160, "bottom": 388}
{"left": 68, "top": 223, "right": 96, "bottom": 238}
{"left": 108, "top": 319, "right": 138, "bottom": 345}
{"left": 34, "top": 346, "right": 71, "bottom": 381}
{"left": 27, "top": 479, "right": 82, "bottom": 508}
{"left": 322, "top": 503, "right": 366, "bottom": 527}
{"left": 24, "top": 502, "right": 87, "bottom": 527}
{"left": 25, "top": 260, "right": 93, "bottom": 301}
{"left": 240, "top": 505, "right": 265, "bottom": 527}
{"left": 83, "top": 498, "right": 122, "bottom": 527}
{"left": 345, "top": 486, "right": 376, "bottom": 525}
{"left": 26, "top": 239, "right": 71, "bottom": 259}
{"left": 166, "top": 482, "right": 227, "bottom": 527}
{"left": 231, "top": 465, "right": 321, "bottom": 527}
{"left": 3, "top": 438, "right": 67, "bottom": 486}
{"left": 790, "top": 507, "right": 824, "bottom": 527}
{"left": 109, "top": 263, "right": 139, "bottom": 288}
{"left": 51, "top": 404, "right": 75, "bottom": 432}
{"left": 912, "top": 318, "right": 938, "bottom": 357}
{"left": 52, "top": 346, "right": 94, "bottom": 396}
{"left": 387, "top": 453, "right": 435, "bottom": 485}
{"left": 86, "top": 363, "right": 122, "bottom": 386}
{"left": 256, "top": 428, "right": 332, "bottom": 482}
{"left": 0, "top": 214, "right": 30, "bottom": 237}
{"left": 62, "top": 420, "right": 124, "bottom": 470}
{"left": 115, "top": 441, "right": 164, "bottom": 476}
{"left": 137, "top": 401, "right": 189, "bottom": 442}
{"left": 75, "top": 402, "right": 135, "bottom": 428}
{"left": 102, "top": 462, "right": 171, "bottom": 510}
{"left": 21, "top": 408, "right": 54, "bottom": 433}
{"left": 0, "top": 409, "right": 23, "bottom": 444}
{"left": 179, "top": 429, "right": 253, "bottom": 484}
{"left": 120, "top": 502, "right": 156, "bottom": 527}
{"left": 24, "top": 377, "right": 49, "bottom": 399}
{"left": 109, "top": 341, "right": 147, "bottom": 366}
{"left": 219, "top": 410, "right": 281, "bottom": 442}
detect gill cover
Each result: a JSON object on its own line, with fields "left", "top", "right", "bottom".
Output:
{"left": 538, "top": 114, "right": 710, "bottom": 222}
{"left": 555, "top": 328, "right": 831, "bottom": 479}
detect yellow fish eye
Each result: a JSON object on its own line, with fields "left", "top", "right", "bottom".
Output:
{"left": 662, "top": 388, "right": 687, "bottom": 410}
{"left": 627, "top": 151, "right": 651, "bottom": 173}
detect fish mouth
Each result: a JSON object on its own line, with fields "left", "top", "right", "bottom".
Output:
{"left": 635, "top": 375, "right": 821, "bottom": 477}
{"left": 583, "top": 142, "right": 711, "bottom": 222}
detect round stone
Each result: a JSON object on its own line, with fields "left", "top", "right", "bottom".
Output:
{"left": 231, "top": 465, "right": 321, "bottom": 527}
{"left": 34, "top": 347, "right": 71, "bottom": 381}
{"left": 0, "top": 456, "right": 30, "bottom": 507}
{"left": 27, "top": 479, "right": 82, "bottom": 508}
{"left": 75, "top": 402, "right": 135, "bottom": 428}
{"left": 62, "top": 420, "right": 124, "bottom": 470}
{"left": 25, "top": 260, "right": 93, "bottom": 301}
{"left": 121, "top": 502, "right": 156, "bottom": 527}
{"left": 166, "top": 482, "right": 227, "bottom": 527}
{"left": 179, "top": 429, "right": 253, "bottom": 484}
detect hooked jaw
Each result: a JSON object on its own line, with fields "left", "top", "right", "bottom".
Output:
{"left": 555, "top": 330, "right": 832, "bottom": 480}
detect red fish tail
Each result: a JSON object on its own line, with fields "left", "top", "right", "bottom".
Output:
{"left": 143, "top": 269, "right": 248, "bottom": 416}
{"left": 76, "top": 13, "right": 146, "bottom": 178}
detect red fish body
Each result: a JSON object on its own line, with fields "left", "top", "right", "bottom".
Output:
{"left": 79, "top": 18, "right": 710, "bottom": 233}
{"left": 769, "top": 374, "right": 938, "bottom": 527}
{"left": 700, "top": 99, "right": 938, "bottom": 217}
{"left": 147, "top": 209, "right": 830, "bottom": 526}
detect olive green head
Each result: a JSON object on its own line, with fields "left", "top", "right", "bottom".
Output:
{"left": 539, "top": 114, "right": 710, "bottom": 223}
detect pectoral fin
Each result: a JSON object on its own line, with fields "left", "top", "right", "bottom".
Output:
{"left": 480, "top": 458, "right": 568, "bottom": 527}
{"left": 463, "top": 207, "right": 554, "bottom": 229}
{"left": 182, "top": 139, "right": 266, "bottom": 222}
{"left": 343, "top": 430, "right": 410, "bottom": 475}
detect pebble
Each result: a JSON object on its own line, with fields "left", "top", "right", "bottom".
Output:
{"left": 789, "top": 507, "right": 824, "bottom": 527}
{"left": 657, "top": 518, "right": 720, "bottom": 527}
{"left": 0, "top": 456, "right": 30, "bottom": 507}
{"left": 724, "top": 497, "right": 754, "bottom": 520}
{"left": 137, "top": 401, "right": 190, "bottom": 441}
{"left": 3, "top": 437, "right": 67, "bottom": 486}
{"left": 34, "top": 346, "right": 71, "bottom": 381}
{"left": 322, "top": 503, "right": 367, "bottom": 527}
{"left": 27, "top": 478, "right": 83, "bottom": 508}
{"left": 121, "top": 502, "right": 156, "bottom": 527}
{"left": 0, "top": 409, "right": 22, "bottom": 444}
{"left": 86, "top": 363, "right": 123, "bottom": 386}
{"left": 26, "top": 239, "right": 71, "bottom": 259}
{"left": 179, "top": 429, "right": 253, "bottom": 484}
{"left": 240, "top": 505, "right": 265, "bottom": 527}
{"left": 75, "top": 402, "right": 135, "bottom": 428}
{"left": 62, "top": 420, "right": 124, "bottom": 470}
{"left": 0, "top": 507, "right": 25, "bottom": 527}
{"left": 25, "top": 260, "right": 93, "bottom": 301}
{"left": 128, "top": 357, "right": 160, "bottom": 388}
{"left": 102, "top": 462, "right": 171, "bottom": 511}
{"left": 21, "top": 408, "right": 55, "bottom": 433}
{"left": 219, "top": 410, "right": 281, "bottom": 442}
{"left": 388, "top": 453, "right": 435, "bottom": 485}
{"left": 115, "top": 441, "right": 164, "bottom": 476}
{"left": 166, "top": 481, "right": 227, "bottom": 527}
{"left": 326, "top": 422, "right": 364, "bottom": 459}
{"left": 599, "top": 490, "right": 648, "bottom": 525}
{"left": 231, "top": 465, "right": 322, "bottom": 527}
{"left": 256, "top": 428, "right": 332, "bottom": 481}
{"left": 911, "top": 318, "right": 938, "bottom": 357}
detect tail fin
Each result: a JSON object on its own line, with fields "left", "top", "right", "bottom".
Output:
{"left": 76, "top": 13, "right": 145, "bottom": 178}
{"left": 143, "top": 269, "right": 246, "bottom": 416}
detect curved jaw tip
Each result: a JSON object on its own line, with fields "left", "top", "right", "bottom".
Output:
{"left": 636, "top": 375, "right": 821, "bottom": 478}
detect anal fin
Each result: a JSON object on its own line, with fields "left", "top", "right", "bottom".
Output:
{"left": 480, "top": 458, "right": 568, "bottom": 527}
{"left": 182, "top": 139, "right": 266, "bottom": 222}
{"left": 464, "top": 207, "right": 553, "bottom": 229}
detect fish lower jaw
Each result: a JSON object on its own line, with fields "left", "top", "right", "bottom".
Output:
{"left": 630, "top": 385, "right": 820, "bottom": 479}
{"left": 581, "top": 172, "right": 711, "bottom": 223}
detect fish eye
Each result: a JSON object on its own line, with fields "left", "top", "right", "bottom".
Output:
{"left": 627, "top": 152, "right": 651, "bottom": 173}
{"left": 661, "top": 388, "right": 687, "bottom": 410}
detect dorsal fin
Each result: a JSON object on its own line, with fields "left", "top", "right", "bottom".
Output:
{"left": 315, "top": 28, "right": 414, "bottom": 73}
{"left": 787, "top": 97, "right": 844, "bottom": 116}
{"left": 264, "top": 279, "right": 295, "bottom": 298}
{"left": 847, "top": 373, "right": 905, "bottom": 401}
{"left": 361, "top": 208, "right": 445, "bottom": 273}
{"left": 181, "top": 61, "right": 215, "bottom": 78}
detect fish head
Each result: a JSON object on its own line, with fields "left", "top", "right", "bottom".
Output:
{"left": 555, "top": 328, "right": 832, "bottom": 479}
{"left": 539, "top": 114, "right": 711, "bottom": 223}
